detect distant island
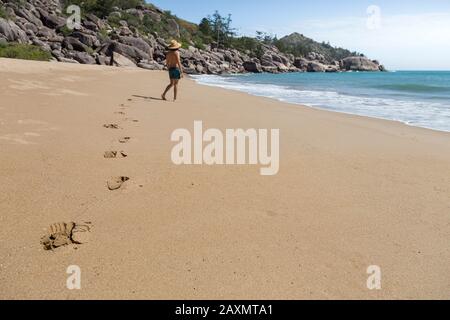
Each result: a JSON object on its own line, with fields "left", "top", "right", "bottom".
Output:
{"left": 0, "top": 0, "right": 386, "bottom": 73}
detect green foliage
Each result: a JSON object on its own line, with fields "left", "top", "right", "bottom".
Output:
{"left": 141, "top": 13, "right": 162, "bottom": 34}
{"left": 62, "top": 0, "right": 145, "bottom": 18}
{"left": 274, "top": 32, "right": 361, "bottom": 61}
{"left": 4, "top": 0, "right": 26, "bottom": 6}
{"left": 98, "top": 27, "right": 110, "bottom": 41}
{"left": 192, "top": 35, "right": 206, "bottom": 50}
{"left": 106, "top": 13, "right": 121, "bottom": 28}
{"left": 255, "top": 31, "right": 277, "bottom": 45}
{"left": 59, "top": 25, "right": 73, "bottom": 37}
{"left": 229, "top": 37, "right": 264, "bottom": 58}
{"left": 0, "top": 6, "right": 8, "bottom": 19}
{"left": 57, "top": 4, "right": 362, "bottom": 62}
{"left": 203, "top": 11, "right": 235, "bottom": 47}
{"left": 107, "top": 11, "right": 142, "bottom": 30}
{"left": 120, "top": 11, "right": 141, "bottom": 28}
{"left": 199, "top": 18, "right": 212, "bottom": 37}
{"left": 0, "top": 42, "right": 52, "bottom": 61}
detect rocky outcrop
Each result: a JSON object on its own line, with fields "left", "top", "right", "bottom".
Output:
{"left": 0, "top": 0, "right": 385, "bottom": 74}
{"left": 36, "top": 7, "right": 65, "bottom": 29}
{"left": 113, "top": 52, "right": 137, "bottom": 67}
{"left": 243, "top": 61, "right": 263, "bottom": 73}
{"left": 0, "top": 18, "right": 28, "bottom": 43}
{"left": 341, "top": 56, "right": 385, "bottom": 72}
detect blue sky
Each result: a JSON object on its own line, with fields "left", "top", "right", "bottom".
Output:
{"left": 149, "top": 0, "right": 450, "bottom": 70}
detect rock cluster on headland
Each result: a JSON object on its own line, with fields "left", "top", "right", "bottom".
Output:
{"left": 0, "top": 0, "right": 386, "bottom": 74}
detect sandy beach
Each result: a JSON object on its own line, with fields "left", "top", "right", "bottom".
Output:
{"left": 0, "top": 58, "right": 449, "bottom": 300}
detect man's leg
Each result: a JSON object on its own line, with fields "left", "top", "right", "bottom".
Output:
{"left": 162, "top": 80, "right": 174, "bottom": 100}
{"left": 173, "top": 80, "right": 179, "bottom": 101}
{"left": 109, "top": 52, "right": 115, "bottom": 66}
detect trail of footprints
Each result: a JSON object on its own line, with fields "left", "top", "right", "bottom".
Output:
{"left": 40, "top": 99, "right": 138, "bottom": 251}
{"left": 104, "top": 98, "right": 139, "bottom": 191}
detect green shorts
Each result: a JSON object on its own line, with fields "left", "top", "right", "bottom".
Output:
{"left": 169, "top": 68, "right": 181, "bottom": 80}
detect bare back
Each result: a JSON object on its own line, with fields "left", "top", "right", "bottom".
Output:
{"left": 166, "top": 50, "right": 180, "bottom": 68}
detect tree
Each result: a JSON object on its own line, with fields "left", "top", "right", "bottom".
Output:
{"left": 199, "top": 18, "right": 212, "bottom": 36}
{"left": 205, "top": 11, "right": 235, "bottom": 47}
{"left": 256, "top": 31, "right": 276, "bottom": 45}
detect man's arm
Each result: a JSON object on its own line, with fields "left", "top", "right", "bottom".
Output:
{"left": 176, "top": 52, "right": 184, "bottom": 76}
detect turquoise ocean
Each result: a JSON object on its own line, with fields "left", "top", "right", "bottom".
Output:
{"left": 193, "top": 71, "right": 450, "bottom": 132}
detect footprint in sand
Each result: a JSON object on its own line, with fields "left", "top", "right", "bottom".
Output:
{"left": 124, "top": 118, "right": 139, "bottom": 123}
{"left": 119, "top": 137, "right": 131, "bottom": 143}
{"left": 40, "top": 222, "right": 92, "bottom": 251}
{"left": 107, "top": 176, "right": 130, "bottom": 191}
{"left": 115, "top": 111, "right": 126, "bottom": 115}
{"left": 104, "top": 151, "right": 128, "bottom": 158}
{"left": 103, "top": 124, "right": 120, "bottom": 129}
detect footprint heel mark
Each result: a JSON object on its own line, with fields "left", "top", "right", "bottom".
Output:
{"left": 124, "top": 118, "right": 139, "bottom": 123}
{"left": 104, "top": 151, "right": 128, "bottom": 158}
{"left": 71, "top": 222, "right": 92, "bottom": 245}
{"left": 114, "top": 111, "right": 126, "bottom": 115}
{"left": 107, "top": 176, "right": 130, "bottom": 191}
{"left": 119, "top": 137, "right": 131, "bottom": 144}
{"left": 103, "top": 124, "right": 120, "bottom": 129}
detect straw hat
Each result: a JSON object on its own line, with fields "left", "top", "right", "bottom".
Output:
{"left": 167, "top": 40, "right": 182, "bottom": 50}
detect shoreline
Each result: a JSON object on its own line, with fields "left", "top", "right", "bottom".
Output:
{"left": 1, "top": 58, "right": 449, "bottom": 299}
{"left": 191, "top": 73, "right": 450, "bottom": 134}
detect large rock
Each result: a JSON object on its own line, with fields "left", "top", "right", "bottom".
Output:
{"left": 66, "top": 51, "right": 96, "bottom": 64}
{"left": 307, "top": 52, "right": 327, "bottom": 63}
{"left": 125, "top": 8, "right": 144, "bottom": 21}
{"left": 243, "top": 61, "right": 262, "bottom": 73}
{"left": 260, "top": 53, "right": 277, "bottom": 67}
{"left": 307, "top": 61, "right": 326, "bottom": 72}
{"left": 118, "top": 36, "right": 153, "bottom": 59}
{"left": 325, "top": 65, "right": 339, "bottom": 73}
{"left": 293, "top": 57, "right": 309, "bottom": 71}
{"left": 32, "top": 38, "right": 51, "bottom": 51}
{"left": 21, "top": 22, "right": 38, "bottom": 35}
{"left": 57, "top": 56, "right": 80, "bottom": 64}
{"left": 262, "top": 66, "right": 279, "bottom": 73}
{"left": 62, "top": 36, "right": 89, "bottom": 52}
{"left": 341, "top": 56, "right": 380, "bottom": 71}
{"left": 36, "top": 25, "right": 56, "bottom": 40}
{"left": 85, "top": 13, "right": 105, "bottom": 30}
{"left": 113, "top": 52, "right": 137, "bottom": 67}
{"left": 71, "top": 31, "right": 99, "bottom": 48}
{"left": 145, "top": 10, "right": 162, "bottom": 23}
{"left": 14, "top": 7, "right": 43, "bottom": 27}
{"left": 111, "top": 41, "right": 150, "bottom": 63}
{"left": 0, "top": 18, "right": 28, "bottom": 43}
{"left": 274, "top": 61, "right": 289, "bottom": 72}
{"left": 166, "top": 18, "right": 180, "bottom": 38}
{"left": 36, "top": 8, "right": 65, "bottom": 29}
{"left": 82, "top": 20, "right": 98, "bottom": 32}
{"left": 137, "top": 61, "right": 164, "bottom": 70}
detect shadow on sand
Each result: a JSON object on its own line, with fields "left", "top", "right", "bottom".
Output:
{"left": 132, "top": 95, "right": 164, "bottom": 101}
